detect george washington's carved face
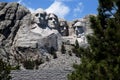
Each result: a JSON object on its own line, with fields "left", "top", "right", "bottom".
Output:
{"left": 47, "top": 13, "right": 59, "bottom": 29}
{"left": 33, "top": 9, "right": 47, "bottom": 26}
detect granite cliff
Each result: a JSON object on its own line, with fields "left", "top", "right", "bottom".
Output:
{"left": 0, "top": 2, "right": 93, "bottom": 69}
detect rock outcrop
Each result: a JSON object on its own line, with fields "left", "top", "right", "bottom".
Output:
{"left": 0, "top": 2, "right": 30, "bottom": 62}
{"left": 0, "top": 2, "right": 93, "bottom": 69}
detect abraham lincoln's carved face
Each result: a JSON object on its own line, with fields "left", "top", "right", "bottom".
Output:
{"left": 73, "top": 21, "right": 85, "bottom": 37}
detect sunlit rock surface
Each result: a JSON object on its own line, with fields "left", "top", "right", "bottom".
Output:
{"left": 0, "top": 2, "right": 93, "bottom": 69}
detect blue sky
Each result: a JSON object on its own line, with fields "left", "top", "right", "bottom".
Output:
{"left": 1, "top": 0, "right": 98, "bottom": 21}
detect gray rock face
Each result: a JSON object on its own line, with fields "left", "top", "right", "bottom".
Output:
{"left": 0, "top": 2, "right": 62, "bottom": 65}
{"left": 0, "top": 2, "right": 93, "bottom": 69}
{"left": 0, "top": 2, "right": 30, "bottom": 62}
{"left": 0, "top": 2, "right": 29, "bottom": 43}
{"left": 11, "top": 7, "right": 61, "bottom": 65}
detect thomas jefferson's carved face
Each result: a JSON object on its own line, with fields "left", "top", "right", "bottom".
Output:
{"left": 47, "top": 13, "right": 59, "bottom": 29}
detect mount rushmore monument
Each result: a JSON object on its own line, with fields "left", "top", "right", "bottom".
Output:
{"left": 0, "top": 2, "right": 93, "bottom": 69}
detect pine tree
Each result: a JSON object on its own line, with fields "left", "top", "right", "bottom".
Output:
{"left": 68, "top": 0, "right": 120, "bottom": 80}
{"left": 72, "top": 40, "right": 81, "bottom": 57}
{"left": 75, "top": 39, "right": 79, "bottom": 49}
{"left": 0, "top": 59, "right": 11, "bottom": 80}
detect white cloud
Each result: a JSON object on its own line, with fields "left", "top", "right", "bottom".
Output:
{"left": 45, "top": 1, "right": 70, "bottom": 18}
{"left": 17, "top": 0, "right": 23, "bottom": 4}
{"left": 50, "top": 0, "right": 74, "bottom": 2}
{"left": 28, "top": 7, "right": 35, "bottom": 13}
{"left": 73, "top": 2, "right": 84, "bottom": 17}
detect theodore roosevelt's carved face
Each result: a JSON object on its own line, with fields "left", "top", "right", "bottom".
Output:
{"left": 59, "top": 20, "right": 68, "bottom": 36}
{"left": 47, "top": 13, "right": 59, "bottom": 29}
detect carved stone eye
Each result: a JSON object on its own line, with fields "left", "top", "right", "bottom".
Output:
{"left": 49, "top": 18, "right": 52, "bottom": 20}
{"left": 40, "top": 14, "right": 44, "bottom": 17}
{"left": 35, "top": 13, "right": 39, "bottom": 17}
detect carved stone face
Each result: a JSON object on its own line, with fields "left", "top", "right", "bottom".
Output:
{"left": 33, "top": 9, "right": 47, "bottom": 26}
{"left": 60, "top": 21, "right": 67, "bottom": 32}
{"left": 59, "top": 20, "right": 68, "bottom": 36}
{"left": 47, "top": 13, "right": 59, "bottom": 29}
{"left": 60, "top": 21, "right": 66, "bottom": 27}
{"left": 73, "top": 21, "right": 84, "bottom": 37}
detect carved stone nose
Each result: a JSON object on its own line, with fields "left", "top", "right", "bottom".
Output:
{"left": 52, "top": 19, "right": 56, "bottom": 23}
{"left": 39, "top": 17, "right": 44, "bottom": 20}
{"left": 53, "top": 20, "right": 55, "bottom": 23}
